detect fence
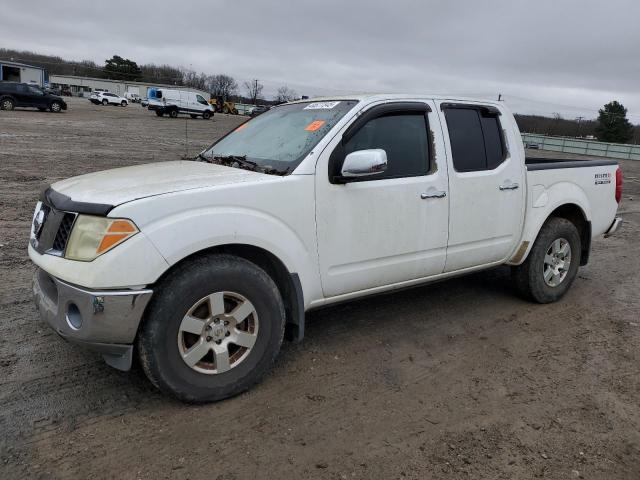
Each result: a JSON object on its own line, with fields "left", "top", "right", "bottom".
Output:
{"left": 521, "top": 133, "right": 640, "bottom": 161}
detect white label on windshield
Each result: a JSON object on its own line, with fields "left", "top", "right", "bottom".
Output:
{"left": 304, "top": 101, "right": 341, "bottom": 110}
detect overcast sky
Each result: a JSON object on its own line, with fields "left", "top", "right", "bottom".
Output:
{"left": 2, "top": 0, "right": 639, "bottom": 121}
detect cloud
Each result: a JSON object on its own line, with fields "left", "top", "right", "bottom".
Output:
{"left": 2, "top": 0, "right": 639, "bottom": 121}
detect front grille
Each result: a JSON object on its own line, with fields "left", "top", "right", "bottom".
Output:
{"left": 52, "top": 212, "right": 77, "bottom": 252}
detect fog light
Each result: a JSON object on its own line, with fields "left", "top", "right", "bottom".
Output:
{"left": 66, "top": 303, "right": 83, "bottom": 330}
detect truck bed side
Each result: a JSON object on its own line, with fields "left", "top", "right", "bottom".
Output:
{"left": 509, "top": 157, "right": 619, "bottom": 265}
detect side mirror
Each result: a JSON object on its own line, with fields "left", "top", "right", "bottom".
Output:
{"left": 341, "top": 149, "right": 387, "bottom": 178}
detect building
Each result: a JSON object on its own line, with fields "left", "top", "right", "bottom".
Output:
{"left": 0, "top": 60, "right": 47, "bottom": 86}
{"left": 49, "top": 74, "right": 210, "bottom": 100}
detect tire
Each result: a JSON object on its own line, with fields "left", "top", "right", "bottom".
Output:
{"left": 155, "top": 110, "right": 164, "bottom": 117}
{"left": 121, "top": 101, "right": 127, "bottom": 107}
{"left": 222, "top": 106, "right": 229, "bottom": 114}
{"left": 169, "top": 108, "right": 179, "bottom": 118}
{"left": 137, "top": 253, "right": 286, "bottom": 403}
{"left": 1, "top": 97, "right": 15, "bottom": 111}
{"left": 50, "top": 101, "right": 62, "bottom": 113}
{"left": 512, "top": 217, "right": 581, "bottom": 303}
{"left": 102, "top": 99, "right": 108, "bottom": 106}
{"left": 202, "top": 110, "right": 211, "bottom": 120}
{"left": 190, "top": 114, "right": 198, "bottom": 119}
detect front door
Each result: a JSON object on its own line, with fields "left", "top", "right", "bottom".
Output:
{"left": 438, "top": 103, "right": 525, "bottom": 272}
{"left": 315, "top": 101, "right": 450, "bottom": 298}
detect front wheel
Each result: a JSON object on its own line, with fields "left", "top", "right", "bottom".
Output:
{"left": 121, "top": 101, "right": 127, "bottom": 107}
{"left": 512, "top": 217, "right": 581, "bottom": 303}
{"left": 202, "top": 110, "right": 211, "bottom": 120}
{"left": 50, "top": 101, "right": 63, "bottom": 113}
{"left": 102, "top": 99, "right": 108, "bottom": 106}
{"left": 138, "top": 254, "right": 286, "bottom": 403}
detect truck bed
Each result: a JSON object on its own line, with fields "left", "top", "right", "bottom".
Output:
{"left": 525, "top": 157, "right": 618, "bottom": 171}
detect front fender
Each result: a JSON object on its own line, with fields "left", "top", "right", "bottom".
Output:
{"left": 137, "top": 206, "right": 320, "bottom": 302}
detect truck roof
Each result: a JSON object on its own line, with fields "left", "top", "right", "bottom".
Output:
{"left": 288, "top": 93, "right": 503, "bottom": 107}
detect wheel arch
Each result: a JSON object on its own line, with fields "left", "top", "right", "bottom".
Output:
{"left": 148, "top": 243, "right": 305, "bottom": 342}
{"left": 511, "top": 202, "right": 591, "bottom": 266}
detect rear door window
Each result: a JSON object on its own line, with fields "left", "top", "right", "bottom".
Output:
{"left": 443, "top": 106, "right": 506, "bottom": 172}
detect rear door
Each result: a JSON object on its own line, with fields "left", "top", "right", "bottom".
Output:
{"left": 438, "top": 102, "right": 525, "bottom": 271}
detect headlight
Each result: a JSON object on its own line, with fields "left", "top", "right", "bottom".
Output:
{"left": 65, "top": 215, "right": 139, "bottom": 261}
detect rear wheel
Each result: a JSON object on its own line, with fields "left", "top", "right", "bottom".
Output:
{"left": 138, "top": 254, "right": 286, "bottom": 403}
{"left": 50, "top": 101, "right": 62, "bottom": 113}
{"left": 169, "top": 108, "right": 179, "bottom": 118}
{"left": 102, "top": 99, "right": 108, "bottom": 106}
{"left": 202, "top": 110, "right": 211, "bottom": 120}
{"left": 121, "top": 101, "right": 127, "bottom": 107}
{"left": 512, "top": 217, "right": 581, "bottom": 303}
{"left": 1, "top": 98, "right": 15, "bottom": 111}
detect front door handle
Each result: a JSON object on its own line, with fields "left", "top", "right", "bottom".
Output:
{"left": 421, "top": 191, "right": 447, "bottom": 199}
{"left": 499, "top": 182, "right": 519, "bottom": 191}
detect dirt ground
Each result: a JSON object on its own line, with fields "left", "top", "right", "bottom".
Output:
{"left": 1, "top": 98, "right": 639, "bottom": 479}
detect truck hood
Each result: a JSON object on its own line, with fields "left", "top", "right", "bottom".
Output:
{"left": 50, "top": 161, "right": 270, "bottom": 209}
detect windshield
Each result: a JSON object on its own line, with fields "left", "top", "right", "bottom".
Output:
{"left": 203, "top": 100, "right": 358, "bottom": 173}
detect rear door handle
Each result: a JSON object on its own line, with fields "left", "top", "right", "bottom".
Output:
{"left": 421, "top": 191, "right": 447, "bottom": 199}
{"left": 499, "top": 182, "right": 519, "bottom": 191}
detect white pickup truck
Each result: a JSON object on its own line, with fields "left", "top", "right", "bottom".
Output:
{"left": 29, "top": 95, "right": 622, "bottom": 402}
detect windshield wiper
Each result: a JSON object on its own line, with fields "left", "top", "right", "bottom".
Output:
{"left": 195, "top": 153, "right": 289, "bottom": 176}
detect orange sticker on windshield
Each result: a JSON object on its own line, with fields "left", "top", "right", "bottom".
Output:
{"left": 305, "top": 120, "right": 326, "bottom": 131}
{"left": 235, "top": 123, "right": 248, "bottom": 132}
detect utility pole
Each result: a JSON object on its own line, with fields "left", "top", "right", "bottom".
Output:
{"left": 575, "top": 116, "right": 584, "bottom": 138}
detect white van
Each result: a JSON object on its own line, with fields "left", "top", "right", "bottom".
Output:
{"left": 147, "top": 88, "right": 214, "bottom": 119}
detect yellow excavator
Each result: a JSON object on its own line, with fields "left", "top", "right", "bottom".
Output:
{"left": 209, "top": 96, "right": 239, "bottom": 114}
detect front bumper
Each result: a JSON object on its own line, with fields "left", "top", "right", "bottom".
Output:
{"left": 604, "top": 217, "right": 622, "bottom": 237}
{"left": 33, "top": 268, "right": 153, "bottom": 370}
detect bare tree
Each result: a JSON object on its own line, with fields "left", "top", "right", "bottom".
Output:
{"left": 275, "top": 85, "right": 297, "bottom": 103}
{"left": 182, "top": 70, "right": 208, "bottom": 90}
{"left": 209, "top": 74, "right": 238, "bottom": 100}
{"left": 243, "top": 79, "right": 264, "bottom": 104}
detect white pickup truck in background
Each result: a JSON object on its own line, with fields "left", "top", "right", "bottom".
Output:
{"left": 29, "top": 95, "right": 622, "bottom": 402}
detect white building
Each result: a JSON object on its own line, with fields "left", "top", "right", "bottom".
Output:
{"left": 49, "top": 74, "right": 210, "bottom": 100}
{"left": 0, "top": 60, "right": 47, "bottom": 86}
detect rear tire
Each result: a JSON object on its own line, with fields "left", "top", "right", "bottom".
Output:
{"left": 102, "top": 99, "right": 108, "bottom": 106}
{"left": 121, "top": 101, "right": 127, "bottom": 107}
{"left": 137, "top": 254, "right": 286, "bottom": 403}
{"left": 512, "top": 217, "right": 581, "bottom": 303}
{"left": 1, "top": 97, "right": 15, "bottom": 111}
{"left": 169, "top": 108, "right": 179, "bottom": 118}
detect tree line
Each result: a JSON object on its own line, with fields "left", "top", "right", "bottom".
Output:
{"left": 0, "top": 49, "right": 299, "bottom": 105}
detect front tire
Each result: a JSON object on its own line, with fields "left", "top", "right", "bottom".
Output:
{"left": 50, "top": 101, "right": 62, "bottom": 113}
{"left": 121, "top": 101, "right": 127, "bottom": 107}
{"left": 138, "top": 254, "right": 286, "bottom": 403}
{"left": 102, "top": 99, "right": 108, "bottom": 106}
{"left": 202, "top": 110, "right": 211, "bottom": 120}
{"left": 512, "top": 217, "right": 581, "bottom": 303}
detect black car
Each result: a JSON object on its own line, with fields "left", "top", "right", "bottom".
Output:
{"left": 0, "top": 82, "right": 67, "bottom": 113}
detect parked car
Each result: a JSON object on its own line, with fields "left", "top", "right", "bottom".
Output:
{"left": 140, "top": 98, "right": 149, "bottom": 107}
{"left": 250, "top": 105, "right": 270, "bottom": 116}
{"left": 124, "top": 92, "right": 141, "bottom": 103}
{"left": 147, "top": 88, "right": 214, "bottom": 119}
{"left": 89, "top": 92, "right": 128, "bottom": 106}
{"left": 0, "top": 81, "right": 67, "bottom": 112}
{"left": 525, "top": 142, "right": 540, "bottom": 149}
{"left": 29, "top": 94, "right": 622, "bottom": 403}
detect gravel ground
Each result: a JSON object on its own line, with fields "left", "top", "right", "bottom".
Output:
{"left": 1, "top": 98, "right": 639, "bottom": 479}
